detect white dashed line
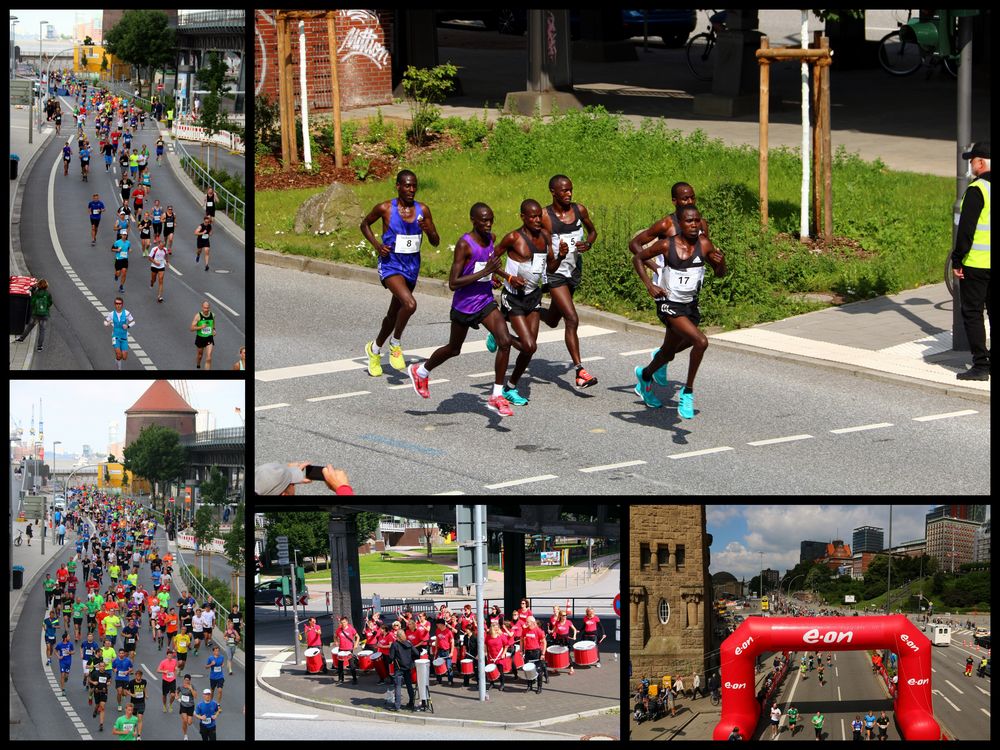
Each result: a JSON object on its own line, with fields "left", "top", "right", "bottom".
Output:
{"left": 255, "top": 403, "right": 290, "bottom": 411}
{"left": 747, "top": 434, "right": 814, "bottom": 447}
{"left": 433, "top": 490, "right": 466, "bottom": 496}
{"left": 484, "top": 474, "right": 559, "bottom": 490}
{"left": 467, "top": 371, "right": 497, "bottom": 378}
{"left": 830, "top": 423, "right": 894, "bottom": 434}
{"left": 579, "top": 460, "right": 647, "bottom": 473}
{"left": 912, "top": 409, "right": 979, "bottom": 422}
{"left": 619, "top": 348, "right": 658, "bottom": 357}
{"left": 387, "top": 379, "right": 449, "bottom": 390}
{"left": 306, "top": 391, "right": 371, "bottom": 402}
{"left": 204, "top": 292, "right": 240, "bottom": 317}
{"left": 668, "top": 446, "right": 734, "bottom": 459}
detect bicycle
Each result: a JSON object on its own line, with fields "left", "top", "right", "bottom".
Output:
{"left": 877, "top": 11, "right": 959, "bottom": 78}
{"left": 14, "top": 530, "right": 24, "bottom": 547}
{"left": 709, "top": 687, "right": 721, "bottom": 706}
{"left": 686, "top": 9, "right": 727, "bottom": 81}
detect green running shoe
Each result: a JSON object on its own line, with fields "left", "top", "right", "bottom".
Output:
{"left": 678, "top": 386, "right": 695, "bottom": 419}
{"left": 486, "top": 331, "right": 497, "bottom": 352}
{"left": 502, "top": 386, "right": 529, "bottom": 405}
{"left": 634, "top": 366, "right": 662, "bottom": 408}
{"left": 651, "top": 350, "right": 668, "bottom": 386}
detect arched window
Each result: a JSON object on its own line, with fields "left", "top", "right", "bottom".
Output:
{"left": 658, "top": 598, "right": 670, "bottom": 625}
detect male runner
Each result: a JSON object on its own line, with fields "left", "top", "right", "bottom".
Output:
{"left": 149, "top": 239, "right": 170, "bottom": 303}
{"left": 191, "top": 300, "right": 216, "bottom": 369}
{"left": 138, "top": 211, "right": 153, "bottom": 256}
{"left": 194, "top": 215, "right": 213, "bottom": 271}
{"left": 112, "top": 647, "right": 134, "bottom": 712}
{"left": 89, "top": 653, "right": 111, "bottom": 731}
{"left": 126, "top": 669, "right": 148, "bottom": 740}
{"left": 539, "top": 174, "right": 599, "bottom": 388}
{"left": 112, "top": 701, "right": 139, "bottom": 741}
{"left": 204, "top": 187, "right": 217, "bottom": 218}
{"left": 55, "top": 632, "right": 75, "bottom": 694}
{"left": 80, "top": 141, "right": 91, "bottom": 181}
{"left": 88, "top": 193, "right": 105, "bottom": 246}
{"left": 150, "top": 200, "right": 164, "bottom": 240}
{"left": 178, "top": 674, "right": 197, "bottom": 735}
{"left": 112, "top": 236, "right": 131, "bottom": 293}
{"left": 131, "top": 183, "right": 146, "bottom": 215}
{"left": 43, "top": 609, "right": 59, "bottom": 665}
{"left": 360, "top": 169, "right": 441, "bottom": 376}
{"left": 102, "top": 138, "right": 114, "bottom": 172}
{"left": 103, "top": 297, "right": 135, "bottom": 370}
{"left": 407, "top": 202, "right": 515, "bottom": 416}
{"left": 155, "top": 136, "right": 164, "bottom": 164}
{"left": 62, "top": 141, "right": 73, "bottom": 176}
{"left": 631, "top": 205, "right": 726, "bottom": 419}
{"left": 207, "top": 645, "right": 226, "bottom": 705}
{"left": 157, "top": 650, "right": 179, "bottom": 713}
{"left": 194, "top": 688, "right": 221, "bottom": 741}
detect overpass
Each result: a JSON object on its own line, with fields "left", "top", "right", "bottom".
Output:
{"left": 180, "top": 426, "right": 246, "bottom": 499}
{"left": 175, "top": 10, "right": 246, "bottom": 114}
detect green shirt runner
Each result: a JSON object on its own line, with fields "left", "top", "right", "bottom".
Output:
{"left": 812, "top": 713, "right": 825, "bottom": 730}
{"left": 113, "top": 713, "right": 138, "bottom": 740}
{"left": 787, "top": 707, "right": 798, "bottom": 725}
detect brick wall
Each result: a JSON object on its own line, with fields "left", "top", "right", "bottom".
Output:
{"left": 254, "top": 9, "right": 393, "bottom": 112}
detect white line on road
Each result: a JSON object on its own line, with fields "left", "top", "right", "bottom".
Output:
{"left": 387, "top": 379, "right": 448, "bottom": 390}
{"left": 579, "top": 356, "right": 605, "bottom": 362}
{"left": 981, "top": 708, "right": 991, "bottom": 718}
{"left": 668, "top": 446, "right": 734, "bottom": 459}
{"left": 830, "top": 423, "right": 894, "bottom": 434}
{"left": 255, "top": 403, "right": 290, "bottom": 411}
{"left": 467, "top": 371, "right": 498, "bottom": 378}
{"left": 433, "top": 490, "right": 466, "bottom": 495}
{"left": 306, "top": 391, "right": 370, "bottom": 402}
{"left": 747, "top": 434, "right": 814, "bottom": 446}
{"left": 619, "top": 348, "right": 658, "bottom": 357}
{"left": 944, "top": 679, "right": 964, "bottom": 694}
{"left": 579, "top": 460, "right": 647, "bottom": 473}
{"left": 261, "top": 713, "right": 321, "bottom": 720}
{"left": 204, "top": 292, "right": 240, "bottom": 317}
{"left": 912, "top": 409, "right": 979, "bottom": 422}
{"left": 484, "top": 474, "right": 559, "bottom": 490}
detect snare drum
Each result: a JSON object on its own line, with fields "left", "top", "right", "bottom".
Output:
{"left": 513, "top": 649, "right": 525, "bottom": 668}
{"left": 572, "top": 640, "right": 599, "bottom": 666}
{"left": 499, "top": 656, "right": 513, "bottom": 673}
{"left": 305, "top": 647, "right": 324, "bottom": 674}
{"left": 545, "top": 645, "right": 570, "bottom": 670}
{"left": 372, "top": 651, "right": 388, "bottom": 679}
{"left": 356, "top": 650, "right": 374, "bottom": 671}
{"left": 522, "top": 662, "right": 538, "bottom": 681}
{"left": 460, "top": 658, "right": 474, "bottom": 675}
{"left": 433, "top": 657, "right": 448, "bottom": 676}
{"left": 484, "top": 663, "right": 500, "bottom": 681}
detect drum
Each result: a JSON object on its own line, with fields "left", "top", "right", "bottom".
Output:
{"left": 484, "top": 663, "right": 500, "bottom": 681}
{"left": 356, "top": 650, "right": 373, "bottom": 671}
{"left": 339, "top": 650, "right": 353, "bottom": 668}
{"left": 572, "top": 640, "right": 599, "bottom": 666}
{"left": 513, "top": 649, "right": 525, "bottom": 668}
{"left": 522, "top": 662, "right": 538, "bottom": 681}
{"left": 545, "top": 645, "right": 570, "bottom": 670}
{"left": 372, "top": 652, "right": 388, "bottom": 679}
{"left": 648, "top": 682, "right": 659, "bottom": 697}
{"left": 460, "top": 658, "right": 474, "bottom": 675}
{"left": 499, "top": 656, "right": 513, "bottom": 673}
{"left": 433, "top": 657, "right": 448, "bottom": 676}
{"left": 305, "top": 647, "right": 323, "bottom": 674}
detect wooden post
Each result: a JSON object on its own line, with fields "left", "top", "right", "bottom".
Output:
{"left": 759, "top": 37, "right": 770, "bottom": 232}
{"left": 812, "top": 34, "right": 822, "bottom": 239}
{"left": 327, "top": 12, "right": 343, "bottom": 169}
{"left": 821, "top": 36, "right": 833, "bottom": 241}
{"left": 281, "top": 14, "right": 299, "bottom": 167}
{"left": 276, "top": 13, "right": 291, "bottom": 170}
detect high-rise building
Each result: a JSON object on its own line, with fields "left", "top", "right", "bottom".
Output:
{"left": 853, "top": 526, "right": 885, "bottom": 553}
{"left": 926, "top": 505, "right": 988, "bottom": 524}
{"left": 926, "top": 517, "right": 980, "bottom": 572}
{"left": 973, "top": 519, "right": 990, "bottom": 563}
{"left": 800, "top": 540, "right": 827, "bottom": 564}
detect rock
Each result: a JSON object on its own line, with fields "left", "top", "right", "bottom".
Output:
{"left": 293, "top": 182, "right": 363, "bottom": 235}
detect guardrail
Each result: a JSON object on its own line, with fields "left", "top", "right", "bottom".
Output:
{"left": 175, "top": 140, "right": 245, "bottom": 229}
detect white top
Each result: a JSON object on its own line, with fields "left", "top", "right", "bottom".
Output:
{"left": 149, "top": 246, "right": 169, "bottom": 270}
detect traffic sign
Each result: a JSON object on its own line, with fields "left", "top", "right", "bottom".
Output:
{"left": 614, "top": 593, "right": 621, "bottom": 617}
{"left": 277, "top": 535, "right": 289, "bottom": 566}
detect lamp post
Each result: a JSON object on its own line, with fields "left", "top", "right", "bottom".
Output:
{"left": 10, "top": 16, "right": 17, "bottom": 81}
{"left": 38, "top": 20, "right": 48, "bottom": 125}
{"left": 52, "top": 441, "right": 61, "bottom": 489}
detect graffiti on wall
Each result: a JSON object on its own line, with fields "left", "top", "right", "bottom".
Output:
{"left": 336, "top": 11, "right": 390, "bottom": 70}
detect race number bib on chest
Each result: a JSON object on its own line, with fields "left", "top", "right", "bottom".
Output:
{"left": 666, "top": 265, "right": 704, "bottom": 301}
{"left": 473, "top": 260, "right": 493, "bottom": 281}
{"left": 394, "top": 234, "right": 422, "bottom": 254}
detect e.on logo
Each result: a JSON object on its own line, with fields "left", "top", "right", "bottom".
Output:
{"left": 734, "top": 635, "right": 755, "bottom": 656}
{"left": 802, "top": 628, "right": 855, "bottom": 645}
{"left": 906, "top": 678, "right": 930, "bottom": 686}
{"left": 900, "top": 634, "right": 920, "bottom": 653}
{"left": 724, "top": 681, "right": 748, "bottom": 690}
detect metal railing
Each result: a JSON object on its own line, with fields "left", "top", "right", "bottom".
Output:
{"left": 178, "top": 10, "right": 246, "bottom": 28}
{"left": 176, "top": 139, "right": 245, "bottom": 229}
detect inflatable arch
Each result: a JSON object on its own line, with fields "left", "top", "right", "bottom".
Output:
{"left": 712, "top": 615, "right": 941, "bottom": 740}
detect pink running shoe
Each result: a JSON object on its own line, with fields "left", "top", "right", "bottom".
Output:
{"left": 408, "top": 364, "right": 430, "bottom": 398}
{"left": 486, "top": 395, "right": 514, "bottom": 416}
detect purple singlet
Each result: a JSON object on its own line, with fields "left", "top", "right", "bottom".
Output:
{"left": 451, "top": 232, "right": 496, "bottom": 315}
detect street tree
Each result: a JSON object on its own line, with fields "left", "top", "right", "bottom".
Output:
{"left": 103, "top": 10, "right": 176, "bottom": 99}
{"left": 122, "top": 424, "right": 187, "bottom": 509}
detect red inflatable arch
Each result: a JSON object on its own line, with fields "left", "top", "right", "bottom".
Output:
{"left": 712, "top": 615, "right": 941, "bottom": 740}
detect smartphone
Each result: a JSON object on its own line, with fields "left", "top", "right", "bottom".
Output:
{"left": 304, "top": 465, "right": 326, "bottom": 481}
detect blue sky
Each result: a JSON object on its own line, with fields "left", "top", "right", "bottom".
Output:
{"left": 705, "top": 504, "right": 988, "bottom": 583}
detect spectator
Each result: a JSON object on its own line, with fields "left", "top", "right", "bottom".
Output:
{"left": 691, "top": 671, "right": 702, "bottom": 700}
{"left": 57, "top": 522, "right": 67, "bottom": 546}
{"left": 665, "top": 684, "right": 677, "bottom": 717}
{"left": 254, "top": 462, "right": 354, "bottom": 496}
{"left": 16, "top": 279, "right": 54, "bottom": 351}
{"left": 673, "top": 674, "right": 685, "bottom": 700}
{"left": 727, "top": 726, "right": 743, "bottom": 741}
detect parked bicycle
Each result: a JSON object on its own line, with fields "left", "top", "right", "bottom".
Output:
{"left": 877, "top": 10, "right": 960, "bottom": 78}
{"left": 686, "top": 9, "right": 727, "bottom": 81}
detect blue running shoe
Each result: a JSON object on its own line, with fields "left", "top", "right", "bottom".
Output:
{"left": 651, "top": 350, "right": 668, "bottom": 386}
{"left": 634, "top": 365, "right": 662, "bottom": 408}
{"left": 502, "top": 386, "right": 529, "bottom": 405}
{"left": 486, "top": 332, "right": 497, "bottom": 352}
{"left": 678, "top": 387, "right": 695, "bottom": 419}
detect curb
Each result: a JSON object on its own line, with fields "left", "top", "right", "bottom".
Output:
{"left": 254, "top": 249, "right": 988, "bottom": 402}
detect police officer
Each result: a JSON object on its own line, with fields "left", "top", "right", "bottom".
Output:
{"left": 952, "top": 141, "right": 991, "bottom": 381}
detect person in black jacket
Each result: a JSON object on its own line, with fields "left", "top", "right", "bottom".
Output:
{"left": 387, "top": 629, "right": 416, "bottom": 712}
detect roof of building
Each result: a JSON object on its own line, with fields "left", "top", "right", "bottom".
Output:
{"left": 125, "top": 381, "right": 197, "bottom": 414}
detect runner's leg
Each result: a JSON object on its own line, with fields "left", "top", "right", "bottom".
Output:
{"left": 382, "top": 275, "right": 418, "bottom": 343}
{"left": 507, "top": 312, "right": 540, "bottom": 387}
{"left": 481, "top": 309, "right": 513, "bottom": 390}
{"left": 423, "top": 322, "right": 470, "bottom": 372}
{"left": 546, "top": 285, "right": 582, "bottom": 366}
{"left": 664, "top": 315, "right": 708, "bottom": 390}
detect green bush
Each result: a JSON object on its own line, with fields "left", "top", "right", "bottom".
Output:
{"left": 402, "top": 63, "right": 458, "bottom": 146}
{"left": 366, "top": 109, "right": 389, "bottom": 144}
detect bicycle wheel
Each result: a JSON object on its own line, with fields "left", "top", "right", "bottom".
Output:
{"left": 942, "top": 55, "right": 960, "bottom": 78}
{"left": 944, "top": 253, "right": 955, "bottom": 297}
{"left": 877, "top": 30, "right": 923, "bottom": 76}
{"left": 686, "top": 32, "right": 716, "bottom": 81}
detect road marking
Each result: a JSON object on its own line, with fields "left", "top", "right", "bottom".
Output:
{"left": 255, "top": 325, "right": 615, "bottom": 381}
{"left": 306, "top": 391, "right": 371, "bottom": 402}
{"left": 945, "top": 679, "right": 963, "bottom": 694}
{"left": 912, "top": 409, "right": 979, "bottom": 422}
{"left": 255, "top": 403, "right": 290, "bottom": 411}
{"left": 433, "top": 490, "right": 466, "bottom": 495}
{"left": 204, "top": 292, "right": 240, "bottom": 317}
{"left": 580, "top": 356, "right": 605, "bottom": 362}
{"left": 747, "top": 434, "right": 814, "bottom": 446}
{"left": 668, "top": 446, "right": 734, "bottom": 459}
{"left": 261, "top": 713, "right": 320, "bottom": 720}
{"left": 484, "top": 474, "right": 559, "bottom": 489}
{"left": 620, "top": 348, "right": 658, "bottom": 357}
{"left": 467, "top": 371, "right": 497, "bottom": 378}
{"left": 387, "top": 379, "right": 448, "bottom": 390}
{"left": 579, "top": 460, "right": 647, "bottom": 473}
{"left": 830, "top": 423, "right": 894, "bottom": 434}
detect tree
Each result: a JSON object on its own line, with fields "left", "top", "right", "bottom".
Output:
{"left": 200, "top": 466, "right": 229, "bottom": 513}
{"left": 224, "top": 501, "right": 245, "bottom": 608}
{"left": 102, "top": 10, "right": 176, "bottom": 99}
{"left": 122, "top": 424, "right": 187, "bottom": 508}
{"left": 194, "top": 51, "right": 240, "bottom": 173}
{"left": 192, "top": 504, "right": 221, "bottom": 576}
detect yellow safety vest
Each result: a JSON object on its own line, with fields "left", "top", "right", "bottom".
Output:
{"left": 960, "top": 178, "right": 990, "bottom": 269}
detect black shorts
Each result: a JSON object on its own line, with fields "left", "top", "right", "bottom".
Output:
{"left": 115, "top": 259, "right": 129, "bottom": 271}
{"left": 655, "top": 297, "right": 701, "bottom": 327}
{"left": 91, "top": 218, "right": 101, "bottom": 226}
{"left": 141, "top": 232, "right": 151, "bottom": 240}
{"left": 195, "top": 336, "right": 215, "bottom": 348}
{"left": 162, "top": 680, "right": 177, "bottom": 697}
{"left": 210, "top": 677, "right": 224, "bottom": 690}
{"left": 450, "top": 301, "right": 498, "bottom": 330}
{"left": 132, "top": 700, "right": 146, "bottom": 715}
{"left": 152, "top": 223, "right": 162, "bottom": 235}
{"left": 197, "top": 238, "right": 210, "bottom": 248}
{"left": 179, "top": 703, "right": 195, "bottom": 716}
{"left": 164, "top": 226, "right": 175, "bottom": 236}
{"left": 94, "top": 690, "right": 108, "bottom": 703}
{"left": 500, "top": 286, "right": 544, "bottom": 318}
{"left": 544, "top": 255, "right": 582, "bottom": 292}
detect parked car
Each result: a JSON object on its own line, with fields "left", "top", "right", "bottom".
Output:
{"left": 974, "top": 634, "right": 990, "bottom": 649}
{"left": 420, "top": 580, "right": 444, "bottom": 595}
{"left": 255, "top": 579, "right": 309, "bottom": 607}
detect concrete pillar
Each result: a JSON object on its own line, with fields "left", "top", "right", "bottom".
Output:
{"left": 693, "top": 9, "right": 763, "bottom": 117}
{"left": 502, "top": 530, "right": 526, "bottom": 619}
{"left": 504, "top": 9, "right": 582, "bottom": 115}
{"left": 328, "top": 513, "right": 363, "bottom": 627}
{"left": 573, "top": 9, "right": 637, "bottom": 62}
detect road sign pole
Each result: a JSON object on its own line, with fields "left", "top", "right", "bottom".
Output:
{"left": 474, "top": 504, "right": 486, "bottom": 703}
{"left": 291, "top": 549, "right": 300, "bottom": 664}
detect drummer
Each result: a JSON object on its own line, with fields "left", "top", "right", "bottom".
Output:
{"left": 459, "top": 622, "right": 479, "bottom": 687}
{"left": 303, "top": 617, "right": 328, "bottom": 675}
{"left": 431, "top": 618, "right": 455, "bottom": 687}
{"left": 333, "top": 615, "right": 360, "bottom": 685}
{"left": 521, "top": 615, "right": 548, "bottom": 693}
{"left": 484, "top": 623, "right": 509, "bottom": 693}
{"left": 387, "top": 628, "right": 418, "bottom": 712}
{"left": 549, "top": 610, "right": 578, "bottom": 675}
{"left": 508, "top": 614, "right": 526, "bottom": 680}
{"left": 415, "top": 612, "right": 433, "bottom": 655}
{"left": 459, "top": 605, "right": 478, "bottom": 638}
{"left": 517, "top": 599, "right": 533, "bottom": 620}
{"left": 376, "top": 622, "right": 396, "bottom": 686}
{"left": 488, "top": 604, "right": 504, "bottom": 628}
{"left": 580, "top": 607, "right": 607, "bottom": 668}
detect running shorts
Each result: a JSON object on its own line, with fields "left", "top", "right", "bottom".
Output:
{"left": 449, "top": 301, "right": 498, "bottom": 330}
{"left": 655, "top": 297, "right": 701, "bottom": 327}
{"left": 195, "top": 336, "right": 215, "bottom": 349}
{"left": 500, "top": 286, "right": 544, "bottom": 318}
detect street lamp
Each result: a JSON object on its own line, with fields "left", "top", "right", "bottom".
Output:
{"left": 10, "top": 16, "right": 18, "bottom": 81}
{"left": 39, "top": 20, "right": 48, "bottom": 116}
{"left": 52, "top": 441, "right": 61, "bottom": 487}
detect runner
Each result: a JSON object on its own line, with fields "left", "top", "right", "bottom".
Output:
{"left": 769, "top": 702, "right": 782, "bottom": 738}
{"left": 877, "top": 710, "right": 890, "bottom": 741}
{"left": 194, "top": 215, "right": 213, "bottom": 271}
{"left": 128, "top": 148, "right": 138, "bottom": 180}
{"left": 852, "top": 715, "right": 864, "bottom": 741}
{"left": 406, "top": 202, "right": 517, "bottom": 417}
{"left": 131, "top": 182, "right": 146, "bottom": 216}
{"left": 207, "top": 645, "right": 226, "bottom": 705}
{"left": 486, "top": 198, "right": 557, "bottom": 405}
{"left": 787, "top": 704, "right": 799, "bottom": 737}
{"left": 155, "top": 136, "right": 164, "bottom": 164}
{"left": 149, "top": 239, "right": 170, "bottom": 303}
{"left": 62, "top": 140, "right": 72, "bottom": 176}
{"left": 137, "top": 145, "right": 148, "bottom": 180}
{"left": 157, "top": 649, "right": 179, "bottom": 713}
{"left": 55, "top": 632, "right": 75, "bottom": 694}
{"left": 73, "top": 596, "right": 87, "bottom": 641}
{"left": 54, "top": 106, "right": 62, "bottom": 135}
{"left": 191, "top": 300, "right": 216, "bottom": 369}
{"left": 112, "top": 235, "right": 131, "bottom": 293}
{"left": 191, "top": 608, "right": 206, "bottom": 656}
{"left": 539, "top": 174, "right": 599, "bottom": 388}
{"left": 141, "top": 161, "right": 152, "bottom": 191}
{"left": 89, "top": 652, "right": 111, "bottom": 732}
{"left": 112, "top": 701, "right": 139, "bottom": 741}
{"left": 81, "top": 632, "right": 99, "bottom": 687}
{"left": 162, "top": 206, "right": 177, "bottom": 251}
{"left": 812, "top": 710, "right": 825, "bottom": 741}
{"left": 360, "top": 169, "right": 441, "bottom": 377}
{"left": 138, "top": 211, "right": 153, "bottom": 256}
{"left": 194, "top": 688, "right": 221, "bottom": 741}
{"left": 177, "top": 673, "right": 197, "bottom": 736}
{"left": 864, "top": 709, "right": 877, "bottom": 740}
{"left": 174, "top": 625, "right": 192, "bottom": 671}
{"left": 118, "top": 148, "right": 130, "bottom": 179}
{"left": 80, "top": 141, "right": 91, "bottom": 181}
{"left": 150, "top": 200, "right": 164, "bottom": 240}
{"left": 115, "top": 205, "right": 132, "bottom": 243}
{"left": 43, "top": 609, "right": 59, "bottom": 665}
{"left": 112, "top": 647, "right": 134, "bottom": 712}
{"left": 88, "top": 193, "right": 105, "bottom": 246}
{"left": 630, "top": 205, "right": 727, "bottom": 419}
{"left": 224, "top": 619, "right": 240, "bottom": 675}
{"left": 204, "top": 187, "right": 217, "bottom": 219}
{"left": 232, "top": 345, "right": 246, "bottom": 371}
{"left": 103, "top": 297, "right": 135, "bottom": 370}
{"left": 102, "top": 138, "right": 114, "bottom": 172}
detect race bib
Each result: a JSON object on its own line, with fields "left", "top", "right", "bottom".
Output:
{"left": 201, "top": 717, "right": 213, "bottom": 725}
{"left": 530, "top": 253, "right": 546, "bottom": 274}
{"left": 666, "top": 265, "right": 704, "bottom": 302}
{"left": 472, "top": 260, "right": 494, "bottom": 282}
{"left": 181, "top": 693, "right": 191, "bottom": 704}
{"left": 394, "top": 234, "right": 421, "bottom": 254}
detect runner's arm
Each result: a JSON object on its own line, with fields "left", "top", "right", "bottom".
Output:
{"left": 633, "top": 240, "right": 668, "bottom": 298}
{"left": 576, "top": 203, "right": 597, "bottom": 251}
{"left": 415, "top": 203, "right": 440, "bottom": 247}
{"left": 703, "top": 238, "right": 727, "bottom": 277}
{"left": 359, "top": 202, "right": 392, "bottom": 256}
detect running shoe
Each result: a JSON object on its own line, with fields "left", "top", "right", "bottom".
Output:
{"left": 364, "top": 341, "right": 383, "bottom": 377}
{"left": 485, "top": 332, "right": 497, "bottom": 353}
{"left": 678, "top": 386, "right": 695, "bottom": 419}
{"left": 650, "top": 350, "right": 668, "bottom": 386}
{"left": 407, "top": 364, "right": 430, "bottom": 398}
{"left": 388, "top": 343, "right": 405, "bottom": 370}
{"left": 575, "top": 367, "right": 598, "bottom": 388}
{"left": 486, "top": 395, "right": 514, "bottom": 416}
{"left": 634, "top": 365, "right": 662, "bottom": 408}
{"left": 502, "top": 386, "right": 529, "bottom": 405}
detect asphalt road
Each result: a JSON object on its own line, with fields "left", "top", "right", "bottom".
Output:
{"left": 19, "top": 94, "right": 245, "bottom": 370}
{"left": 255, "top": 264, "right": 990, "bottom": 495}
{"left": 10, "top": 516, "right": 245, "bottom": 740}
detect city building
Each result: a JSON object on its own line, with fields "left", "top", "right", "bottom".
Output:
{"left": 853, "top": 525, "right": 885, "bottom": 553}
{"left": 818, "top": 539, "right": 853, "bottom": 573}
{"left": 761, "top": 568, "right": 780, "bottom": 598}
{"left": 800, "top": 540, "right": 827, "bottom": 564}
{"left": 973, "top": 519, "right": 990, "bottom": 563}
{"left": 124, "top": 380, "right": 198, "bottom": 448}
{"left": 712, "top": 571, "right": 742, "bottom": 600}
{"left": 630, "top": 505, "right": 712, "bottom": 682}
{"left": 926, "top": 505, "right": 988, "bottom": 524}
{"left": 926, "top": 516, "right": 980, "bottom": 572}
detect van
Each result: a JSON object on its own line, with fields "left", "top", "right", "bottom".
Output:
{"left": 929, "top": 625, "right": 951, "bottom": 646}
